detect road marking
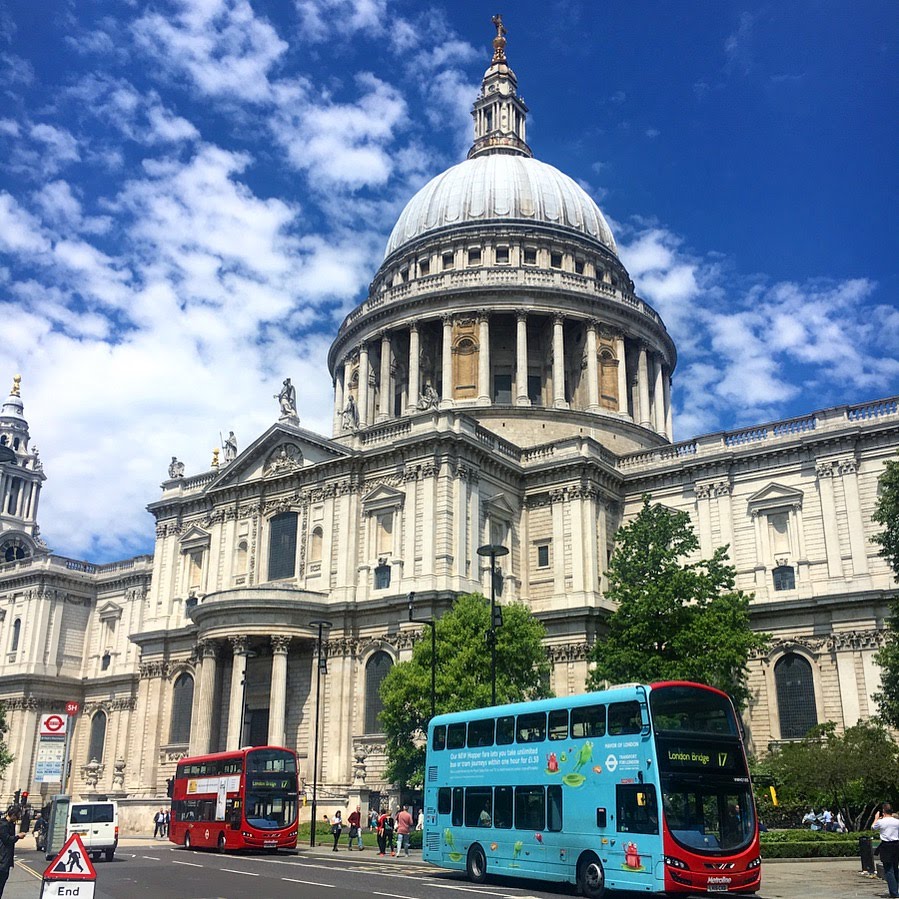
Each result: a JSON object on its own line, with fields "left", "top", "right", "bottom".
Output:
{"left": 141, "top": 856, "right": 161, "bottom": 860}
{"left": 373, "top": 893, "right": 420, "bottom": 899}
{"left": 431, "top": 885, "right": 510, "bottom": 895}
{"left": 282, "top": 878, "right": 335, "bottom": 887}
{"left": 221, "top": 868, "right": 259, "bottom": 876}
{"left": 173, "top": 860, "right": 204, "bottom": 867}
{"left": 16, "top": 861, "right": 42, "bottom": 880}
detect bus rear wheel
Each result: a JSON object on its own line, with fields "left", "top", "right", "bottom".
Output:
{"left": 577, "top": 853, "right": 605, "bottom": 899}
{"left": 466, "top": 844, "right": 487, "bottom": 884}
{"left": 183, "top": 832, "right": 191, "bottom": 849}
{"left": 217, "top": 833, "right": 227, "bottom": 853}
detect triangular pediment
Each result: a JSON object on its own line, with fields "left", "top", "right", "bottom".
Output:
{"left": 362, "top": 484, "right": 405, "bottom": 511}
{"left": 485, "top": 492, "right": 516, "bottom": 518}
{"left": 208, "top": 423, "right": 353, "bottom": 490}
{"left": 98, "top": 601, "right": 123, "bottom": 621}
{"left": 747, "top": 482, "right": 804, "bottom": 511}
{"left": 178, "top": 525, "right": 211, "bottom": 551}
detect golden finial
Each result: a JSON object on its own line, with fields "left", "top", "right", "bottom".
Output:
{"left": 491, "top": 14, "right": 507, "bottom": 63}
{"left": 11, "top": 375, "right": 21, "bottom": 397}
{"left": 212, "top": 448, "right": 220, "bottom": 468}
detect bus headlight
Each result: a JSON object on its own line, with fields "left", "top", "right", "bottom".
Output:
{"left": 746, "top": 856, "right": 762, "bottom": 869}
{"left": 664, "top": 855, "right": 689, "bottom": 870}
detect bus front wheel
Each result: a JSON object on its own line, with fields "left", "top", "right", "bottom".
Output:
{"left": 217, "top": 832, "right": 227, "bottom": 853}
{"left": 466, "top": 844, "right": 487, "bottom": 884}
{"left": 577, "top": 853, "right": 605, "bottom": 899}
{"left": 183, "top": 832, "right": 191, "bottom": 850}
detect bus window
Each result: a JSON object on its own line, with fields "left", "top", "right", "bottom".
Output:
{"left": 465, "top": 787, "right": 493, "bottom": 827}
{"left": 468, "top": 718, "right": 494, "bottom": 747}
{"left": 514, "top": 786, "right": 545, "bottom": 831}
{"left": 494, "top": 786, "right": 512, "bottom": 829}
{"left": 447, "top": 723, "right": 466, "bottom": 749}
{"left": 616, "top": 784, "right": 659, "bottom": 834}
{"left": 452, "top": 787, "right": 463, "bottom": 827}
{"left": 432, "top": 725, "right": 446, "bottom": 751}
{"left": 516, "top": 712, "right": 546, "bottom": 743}
{"left": 608, "top": 701, "right": 642, "bottom": 735}
{"left": 437, "top": 787, "right": 451, "bottom": 815}
{"left": 548, "top": 709, "right": 568, "bottom": 740}
{"left": 571, "top": 704, "right": 606, "bottom": 738}
{"left": 496, "top": 715, "right": 515, "bottom": 745}
{"left": 547, "top": 785, "right": 563, "bottom": 831}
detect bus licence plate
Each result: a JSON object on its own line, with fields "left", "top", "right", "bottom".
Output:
{"left": 264, "top": 840, "right": 277, "bottom": 847}
{"left": 708, "top": 885, "right": 728, "bottom": 892}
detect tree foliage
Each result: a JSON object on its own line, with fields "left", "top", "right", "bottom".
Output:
{"left": 0, "top": 704, "right": 12, "bottom": 780}
{"left": 379, "top": 593, "right": 551, "bottom": 788}
{"left": 873, "top": 455, "right": 899, "bottom": 725}
{"left": 759, "top": 721, "right": 899, "bottom": 831}
{"left": 588, "top": 496, "right": 768, "bottom": 711}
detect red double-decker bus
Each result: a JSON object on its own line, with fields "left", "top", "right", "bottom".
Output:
{"left": 169, "top": 745, "right": 299, "bottom": 852}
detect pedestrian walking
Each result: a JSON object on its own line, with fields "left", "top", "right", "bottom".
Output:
{"left": 0, "top": 805, "right": 26, "bottom": 898}
{"left": 152, "top": 808, "right": 165, "bottom": 838}
{"left": 347, "top": 805, "right": 363, "bottom": 850}
{"left": 395, "top": 805, "right": 413, "bottom": 857}
{"left": 874, "top": 802, "right": 899, "bottom": 899}
{"left": 330, "top": 811, "right": 342, "bottom": 852}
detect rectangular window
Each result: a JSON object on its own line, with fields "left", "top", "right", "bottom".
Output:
{"left": 548, "top": 709, "right": 568, "bottom": 741}
{"left": 571, "top": 704, "right": 606, "bottom": 738}
{"left": 536, "top": 543, "right": 550, "bottom": 568}
{"left": 400, "top": 268, "right": 409, "bottom": 283}
{"left": 437, "top": 787, "right": 452, "bottom": 816}
{"left": 772, "top": 565, "right": 796, "bottom": 591}
{"left": 468, "top": 248, "right": 481, "bottom": 266}
{"left": 524, "top": 247, "right": 537, "bottom": 265}
{"left": 768, "top": 511, "right": 791, "bottom": 556}
{"left": 442, "top": 252, "right": 455, "bottom": 271}
{"left": 468, "top": 718, "right": 494, "bottom": 748}
{"left": 616, "top": 784, "right": 659, "bottom": 834}
{"left": 432, "top": 725, "right": 446, "bottom": 751}
{"left": 376, "top": 512, "right": 393, "bottom": 555}
{"left": 574, "top": 259, "right": 585, "bottom": 275}
{"left": 514, "top": 786, "right": 545, "bottom": 831}
{"left": 517, "top": 712, "right": 546, "bottom": 743}
{"left": 608, "top": 701, "right": 642, "bottom": 735}
{"left": 496, "top": 715, "right": 515, "bottom": 745}
{"left": 268, "top": 512, "right": 298, "bottom": 580}
{"left": 550, "top": 251, "right": 563, "bottom": 269}
{"left": 452, "top": 787, "right": 464, "bottom": 827}
{"left": 447, "top": 722, "right": 466, "bottom": 749}
{"left": 419, "top": 258, "right": 430, "bottom": 276}
{"left": 465, "top": 787, "right": 493, "bottom": 827}
{"left": 527, "top": 374, "right": 542, "bottom": 405}
{"left": 373, "top": 562, "right": 391, "bottom": 590}
{"left": 494, "top": 786, "right": 513, "bottom": 829}
{"left": 493, "top": 373, "right": 512, "bottom": 404}
{"left": 495, "top": 246, "right": 509, "bottom": 264}
{"left": 547, "top": 785, "right": 563, "bottom": 831}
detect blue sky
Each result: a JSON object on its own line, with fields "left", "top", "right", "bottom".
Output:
{"left": 1, "top": 0, "right": 896, "bottom": 562}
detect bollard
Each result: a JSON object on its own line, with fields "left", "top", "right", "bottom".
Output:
{"left": 859, "top": 835, "right": 875, "bottom": 873}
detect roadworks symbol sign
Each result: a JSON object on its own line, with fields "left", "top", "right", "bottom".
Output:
{"left": 44, "top": 832, "right": 97, "bottom": 881}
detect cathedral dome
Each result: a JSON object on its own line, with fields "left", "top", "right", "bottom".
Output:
{"left": 384, "top": 154, "right": 617, "bottom": 260}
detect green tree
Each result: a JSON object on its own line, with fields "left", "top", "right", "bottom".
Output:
{"left": 761, "top": 721, "right": 899, "bottom": 830}
{"left": 873, "top": 456, "right": 899, "bottom": 726}
{"left": 588, "top": 496, "right": 768, "bottom": 711}
{"left": 0, "top": 703, "right": 12, "bottom": 780}
{"left": 379, "top": 593, "right": 551, "bottom": 788}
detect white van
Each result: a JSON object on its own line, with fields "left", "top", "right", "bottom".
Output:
{"left": 67, "top": 800, "right": 118, "bottom": 861}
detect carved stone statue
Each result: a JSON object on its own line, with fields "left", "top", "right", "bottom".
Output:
{"left": 222, "top": 430, "right": 237, "bottom": 462}
{"left": 168, "top": 456, "right": 185, "bottom": 479}
{"left": 342, "top": 395, "right": 359, "bottom": 431}
{"left": 275, "top": 378, "right": 298, "bottom": 420}
{"left": 417, "top": 383, "right": 439, "bottom": 411}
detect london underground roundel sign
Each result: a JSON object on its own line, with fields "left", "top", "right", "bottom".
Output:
{"left": 40, "top": 713, "right": 66, "bottom": 736}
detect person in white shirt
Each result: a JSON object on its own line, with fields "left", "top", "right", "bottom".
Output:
{"left": 873, "top": 802, "right": 899, "bottom": 899}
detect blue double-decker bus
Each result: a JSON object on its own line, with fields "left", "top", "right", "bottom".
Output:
{"left": 423, "top": 681, "right": 760, "bottom": 896}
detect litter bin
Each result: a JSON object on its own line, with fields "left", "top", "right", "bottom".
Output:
{"left": 859, "top": 835, "right": 876, "bottom": 873}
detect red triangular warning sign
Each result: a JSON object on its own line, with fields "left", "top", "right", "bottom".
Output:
{"left": 43, "top": 832, "right": 97, "bottom": 880}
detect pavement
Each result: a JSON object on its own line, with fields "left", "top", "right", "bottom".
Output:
{"left": 4, "top": 835, "right": 892, "bottom": 898}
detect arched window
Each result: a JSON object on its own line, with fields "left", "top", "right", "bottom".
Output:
{"left": 599, "top": 350, "right": 619, "bottom": 410}
{"left": 310, "top": 527, "right": 323, "bottom": 564}
{"left": 268, "top": 512, "right": 298, "bottom": 580}
{"left": 774, "top": 653, "right": 818, "bottom": 739}
{"left": 169, "top": 673, "right": 194, "bottom": 744}
{"left": 10, "top": 619, "right": 20, "bottom": 653}
{"left": 364, "top": 651, "right": 393, "bottom": 734}
{"left": 88, "top": 711, "right": 107, "bottom": 763}
{"left": 235, "top": 539, "right": 248, "bottom": 574}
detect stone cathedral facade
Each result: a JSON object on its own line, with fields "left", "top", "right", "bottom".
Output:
{"left": 0, "top": 25, "right": 896, "bottom": 831}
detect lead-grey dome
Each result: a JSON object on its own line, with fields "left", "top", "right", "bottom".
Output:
{"left": 385, "top": 154, "right": 617, "bottom": 259}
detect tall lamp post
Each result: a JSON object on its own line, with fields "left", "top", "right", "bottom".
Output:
{"left": 477, "top": 543, "right": 509, "bottom": 706}
{"left": 309, "top": 619, "right": 332, "bottom": 848}
{"left": 407, "top": 592, "right": 436, "bottom": 721}
{"left": 237, "top": 649, "right": 258, "bottom": 748}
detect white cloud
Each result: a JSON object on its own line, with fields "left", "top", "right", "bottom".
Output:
{"left": 29, "top": 123, "right": 81, "bottom": 171}
{"left": 0, "top": 192, "right": 50, "bottom": 254}
{"left": 295, "top": 0, "right": 388, "bottom": 43}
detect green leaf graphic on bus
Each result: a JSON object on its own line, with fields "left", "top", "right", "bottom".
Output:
{"left": 572, "top": 741, "right": 593, "bottom": 772}
{"left": 562, "top": 772, "right": 587, "bottom": 787}
{"left": 509, "top": 840, "right": 524, "bottom": 867}
{"left": 444, "top": 827, "right": 463, "bottom": 862}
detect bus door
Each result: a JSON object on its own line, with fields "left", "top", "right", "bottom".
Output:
{"left": 613, "top": 783, "right": 660, "bottom": 889}
{"left": 512, "top": 786, "right": 546, "bottom": 873}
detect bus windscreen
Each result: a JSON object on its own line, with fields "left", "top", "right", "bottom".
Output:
{"left": 649, "top": 684, "right": 738, "bottom": 736}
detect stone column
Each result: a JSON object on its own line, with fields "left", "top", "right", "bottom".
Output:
{"left": 816, "top": 461, "right": 844, "bottom": 579}
{"left": 357, "top": 343, "right": 370, "bottom": 427}
{"left": 333, "top": 366, "right": 344, "bottom": 436}
{"left": 407, "top": 323, "right": 420, "bottom": 411}
{"left": 615, "top": 333, "right": 629, "bottom": 415}
{"left": 378, "top": 332, "right": 391, "bottom": 421}
{"left": 585, "top": 321, "right": 600, "bottom": 412}
{"left": 515, "top": 310, "right": 530, "bottom": 405}
{"left": 226, "top": 636, "right": 249, "bottom": 750}
{"left": 268, "top": 635, "right": 291, "bottom": 747}
{"left": 440, "top": 314, "right": 453, "bottom": 407}
{"left": 664, "top": 373, "right": 674, "bottom": 440}
{"left": 190, "top": 640, "right": 218, "bottom": 755}
{"left": 637, "top": 344, "right": 652, "bottom": 428}
{"left": 552, "top": 314, "right": 567, "bottom": 409}
{"left": 653, "top": 356, "right": 665, "bottom": 434}
{"left": 840, "top": 459, "right": 869, "bottom": 575}
{"left": 477, "top": 312, "right": 490, "bottom": 405}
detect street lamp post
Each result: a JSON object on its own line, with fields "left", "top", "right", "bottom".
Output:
{"left": 407, "top": 592, "right": 436, "bottom": 721}
{"left": 477, "top": 543, "right": 509, "bottom": 707}
{"left": 237, "top": 649, "right": 258, "bottom": 748}
{"left": 309, "top": 618, "right": 332, "bottom": 848}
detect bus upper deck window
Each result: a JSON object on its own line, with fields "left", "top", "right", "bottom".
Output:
{"left": 548, "top": 709, "right": 568, "bottom": 741}
{"left": 432, "top": 725, "right": 446, "bottom": 751}
{"left": 468, "top": 718, "right": 494, "bottom": 748}
{"left": 447, "top": 722, "right": 466, "bottom": 749}
{"left": 496, "top": 716, "right": 514, "bottom": 745}
{"left": 517, "top": 712, "right": 546, "bottom": 743}
{"left": 608, "top": 701, "right": 642, "bottom": 735}
{"left": 571, "top": 704, "right": 606, "bottom": 738}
